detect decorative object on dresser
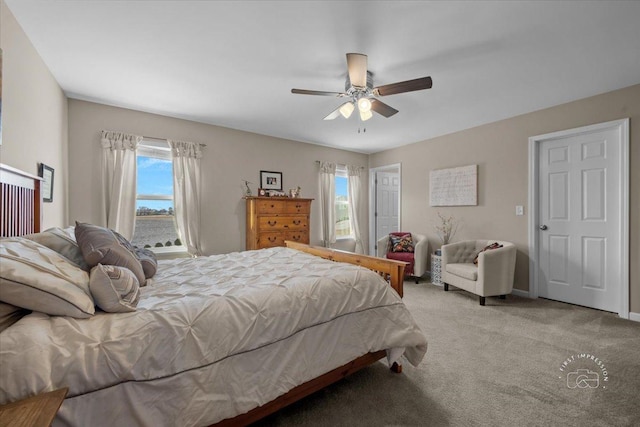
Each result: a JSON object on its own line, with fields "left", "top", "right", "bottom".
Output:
{"left": 245, "top": 196, "right": 313, "bottom": 250}
{"left": 242, "top": 179, "right": 253, "bottom": 196}
{"left": 260, "top": 170, "right": 283, "bottom": 190}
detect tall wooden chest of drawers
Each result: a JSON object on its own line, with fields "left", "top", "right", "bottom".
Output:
{"left": 245, "top": 197, "right": 313, "bottom": 250}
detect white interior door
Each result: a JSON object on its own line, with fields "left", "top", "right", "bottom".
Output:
{"left": 537, "top": 124, "right": 624, "bottom": 312}
{"left": 369, "top": 165, "right": 401, "bottom": 255}
{"left": 376, "top": 171, "right": 400, "bottom": 242}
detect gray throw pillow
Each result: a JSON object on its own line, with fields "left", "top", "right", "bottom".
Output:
{"left": 89, "top": 264, "right": 141, "bottom": 313}
{"left": 75, "top": 222, "right": 146, "bottom": 286}
{"left": 135, "top": 247, "right": 158, "bottom": 279}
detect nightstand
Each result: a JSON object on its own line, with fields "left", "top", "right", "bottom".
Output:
{"left": 0, "top": 387, "right": 68, "bottom": 427}
{"left": 431, "top": 253, "right": 442, "bottom": 286}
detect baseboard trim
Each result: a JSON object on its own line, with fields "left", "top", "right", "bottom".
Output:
{"left": 511, "top": 288, "right": 530, "bottom": 298}
{"left": 629, "top": 312, "right": 640, "bottom": 323}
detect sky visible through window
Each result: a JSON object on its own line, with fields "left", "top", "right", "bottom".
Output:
{"left": 336, "top": 176, "right": 347, "bottom": 198}
{"left": 137, "top": 156, "right": 173, "bottom": 210}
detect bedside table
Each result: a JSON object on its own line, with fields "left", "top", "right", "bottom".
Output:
{"left": 0, "top": 387, "right": 68, "bottom": 427}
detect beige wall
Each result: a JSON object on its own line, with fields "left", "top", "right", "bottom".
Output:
{"left": 370, "top": 84, "right": 640, "bottom": 313}
{"left": 0, "top": 1, "right": 68, "bottom": 229}
{"left": 67, "top": 100, "right": 369, "bottom": 255}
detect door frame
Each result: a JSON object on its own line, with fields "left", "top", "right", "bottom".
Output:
{"left": 369, "top": 163, "right": 402, "bottom": 256}
{"left": 527, "top": 118, "right": 629, "bottom": 318}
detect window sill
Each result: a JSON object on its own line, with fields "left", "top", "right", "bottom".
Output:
{"left": 149, "top": 246, "right": 189, "bottom": 259}
{"left": 336, "top": 236, "right": 355, "bottom": 241}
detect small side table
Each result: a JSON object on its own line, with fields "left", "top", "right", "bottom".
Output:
{"left": 0, "top": 387, "right": 68, "bottom": 427}
{"left": 431, "top": 253, "right": 442, "bottom": 286}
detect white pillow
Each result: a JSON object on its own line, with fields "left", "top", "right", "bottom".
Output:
{"left": 25, "top": 227, "right": 89, "bottom": 271}
{"left": 0, "top": 237, "right": 94, "bottom": 318}
{"left": 89, "top": 264, "right": 140, "bottom": 313}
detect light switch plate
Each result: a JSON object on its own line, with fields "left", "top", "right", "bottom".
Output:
{"left": 516, "top": 205, "right": 524, "bottom": 216}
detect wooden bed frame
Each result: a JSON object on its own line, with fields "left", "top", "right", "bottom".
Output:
{"left": 0, "top": 163, "right": 409, "bottom": 427}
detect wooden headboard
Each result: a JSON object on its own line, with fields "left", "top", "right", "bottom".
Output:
{"left": 0, "top": 163, "right": 42, "bottom": 237}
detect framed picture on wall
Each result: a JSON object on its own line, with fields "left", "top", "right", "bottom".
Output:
{"left": 39, "top": 163, "right": 54, "bottom": 203}
{"left": 260, "top": 171, "right": 283, "bottom": 190}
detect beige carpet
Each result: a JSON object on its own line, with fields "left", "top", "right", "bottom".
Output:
{"left": 254, "top": 281, "right": 640, "bottom": 426}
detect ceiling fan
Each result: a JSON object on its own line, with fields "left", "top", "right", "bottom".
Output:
{"left": 291, "top": 53, "right": 432, "bottom": 121}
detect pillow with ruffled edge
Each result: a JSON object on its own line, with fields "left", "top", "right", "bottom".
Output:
{"left": 0, "top": 237, "right": 94, "bottom": 318}
{"left": 89, "top": 264, "right": 141, "bottom": 313}
{"left": 389, "top": 233, "right": 415, "bottom": 253}
{"left": 25, "top": 227, "right": 89, "bottom": 271}
{"left": 75, "top": 222, "right": 146, "bottom": 286}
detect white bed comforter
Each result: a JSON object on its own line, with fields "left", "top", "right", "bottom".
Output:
{"left": 0, "top": 247, "right": 427, "bottom": 426}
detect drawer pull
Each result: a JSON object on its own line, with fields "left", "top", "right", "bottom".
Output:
{"left": 270, "top": 204, "right": 275, "bottom": 208}
{"left": 292, "top": 235, "right": 301, "bottom": 241}
{"left": 292, "top": 220, "right": 301, "bottom": 225}
{"left": 267, "top": 220, "right": 277, "bottom": 226}
{"left": 295, "top": 204, "right": 302, "bottom": 209}
{"left": 268, "top": 236, "right": 277, "bottom": 242}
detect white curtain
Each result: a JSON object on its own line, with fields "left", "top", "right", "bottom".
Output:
{"left": 347, "top": 165, "right": 365, "bottom": 254}
{"left": 101, "top": 130, "right": 142, "bottom": 240}
{"left": 319, "top": 161, "right": 336, "bottom": 248}
{"left": 168, "top": 140, "right": 203, "bottom": 256}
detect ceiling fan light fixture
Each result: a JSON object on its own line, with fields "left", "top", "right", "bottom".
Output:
{"left": 339, "top": 102, "right": 355, "bottom": 119}
{"left": 359, "top": 109, "right": 373, "bottom": 121}
{"left": 357, "top": 97, "right": 372, "bottom": 113}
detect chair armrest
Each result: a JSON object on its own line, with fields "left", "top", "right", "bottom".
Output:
{"left": 377, "top": 235, "right": 390, "bottom": 258}
{"left": 413, "top": 234, "right": 429, "bottom": 277}
{"left": 477, "top": 245, "right": 517, "bottom": 294}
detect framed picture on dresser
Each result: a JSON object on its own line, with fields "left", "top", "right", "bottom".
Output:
{"left": 260, "top": 170, "right": 282, "bottom": 190}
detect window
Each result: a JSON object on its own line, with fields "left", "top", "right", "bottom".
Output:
{"left": 131, "top": 140, "right": 184, "bottom": 252}
{"left": 335, "top": 166, "right": 352, "bottom": 239}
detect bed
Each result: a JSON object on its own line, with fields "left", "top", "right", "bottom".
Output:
{"left": 0, "top": 163, "right": 428, "bottom": 426}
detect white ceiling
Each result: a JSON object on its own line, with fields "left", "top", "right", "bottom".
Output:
{"left": 6, "top": 1, "right": 640, "bottom": 154}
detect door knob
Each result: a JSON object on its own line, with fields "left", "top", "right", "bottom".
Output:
{"left": 539, "top": 225, "right": 548, "bottom": 230}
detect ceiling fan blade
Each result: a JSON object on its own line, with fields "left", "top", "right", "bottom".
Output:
{"left": 370, "top": 99, "right": 399, "bottom": 118}
{"left": 323, "top": 102, "right": 353, "bottom": 120}
{"left": 291, "top": 89, "right": 346, "bottom": 97}
{"left": 373, "top": 76, "right": 433, "bottom": 96}
{"left": 346, "top": 53, "right": 368, "bottom": 87}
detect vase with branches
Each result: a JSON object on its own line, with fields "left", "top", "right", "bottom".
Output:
{"left": 434, "top": 211, "right": 458, "bottom": 246}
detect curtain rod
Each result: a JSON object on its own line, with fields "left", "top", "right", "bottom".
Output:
{"left": 315, "top": 160, "right": 365, "bottom": 170}
{"left": 143, "top": 135, "right": 206, "bottom": 148}
{"left": 101, "top": 130, "right": 206, "bottom": 147}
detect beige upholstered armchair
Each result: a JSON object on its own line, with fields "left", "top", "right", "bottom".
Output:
{"left": 441, "top": 240, "right": 516, "bottom": 305}
{"left": 377, "top": 232, "right": 429, "bottom": 283}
